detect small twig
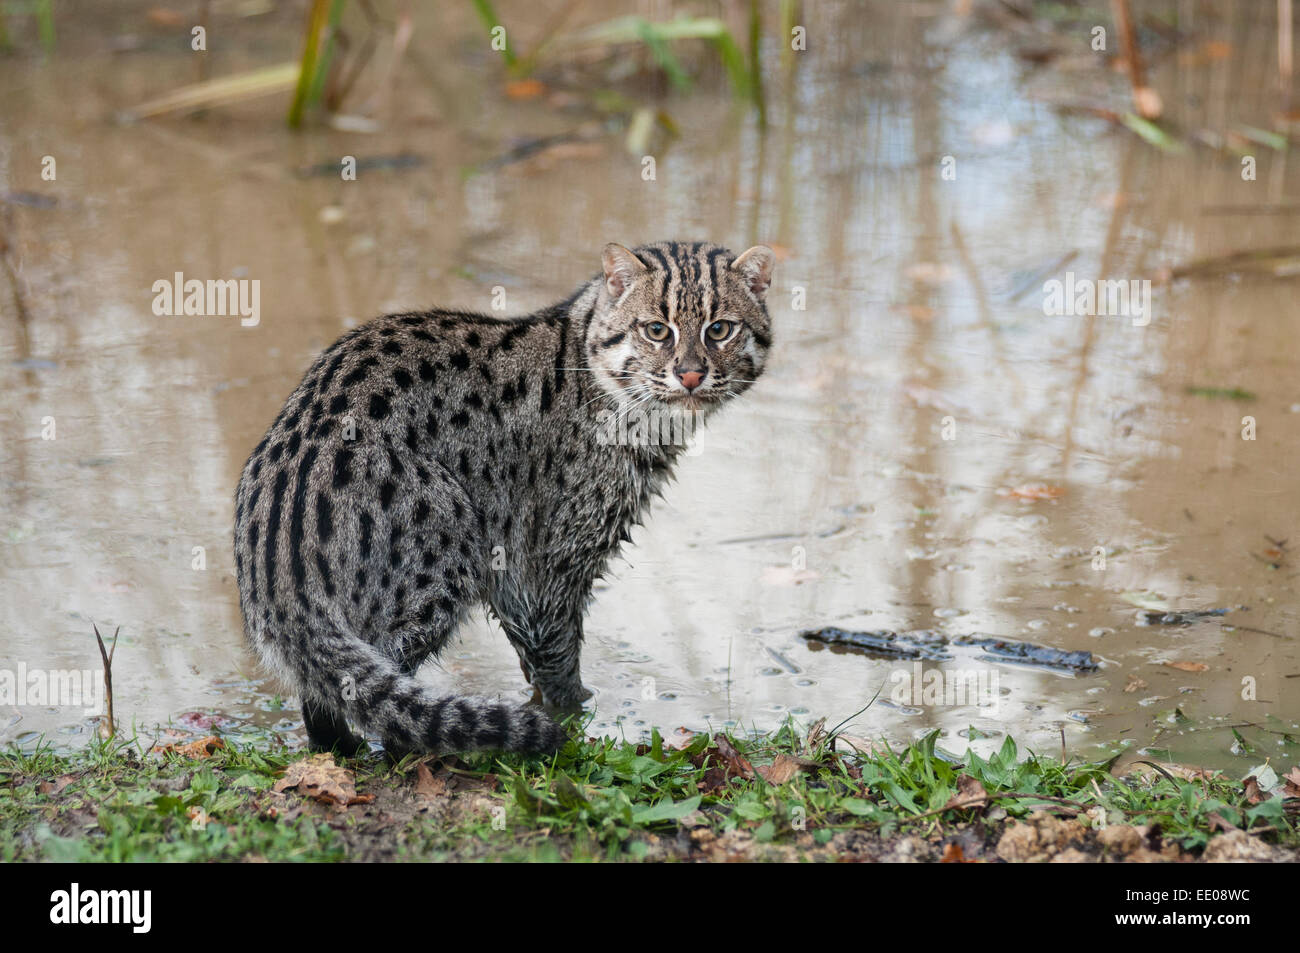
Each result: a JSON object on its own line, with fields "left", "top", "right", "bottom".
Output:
{"left": 93, "top": 624, "right": 120, "bottom": 740}
{"left": 1222, "top": 622, "right": 1290, "bottom": 640}
{"left": 1281, "top": 0, "right": 1294, "bottom": 90}
{"left": 1111, "top": 0, "right": 1161, "bottom": 118}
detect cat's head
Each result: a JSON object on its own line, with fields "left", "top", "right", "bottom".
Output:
{"left": 584, "top": 240, "right": 775, "bottom": 416}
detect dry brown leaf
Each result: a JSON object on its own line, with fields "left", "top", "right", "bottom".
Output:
{"left": 37, "top": 774, "right": 77, "bottom": 795}
{"left": 804, "top": 718, "right": 827, "bottom": 753}
{"left": 711, "top": 733, "right": 755, "bottom": 780}
{"left": 153, "top": 736, "right": 225, "bottom": 759}
{"left": 1207, "top": 811, "right": 1239, "bottom": 832}
{"left": 756, "top": 753, "right": 820, "bottom": 785}
{"left": 662, "top": 728, "right": 696, "bottom": 751}
{"left": 1283, "top": 766, "right": 1300, "bottom": 798}
{"left": 1242, "top": 776, "right": 1266, "bottom": 805}
{"left": 1124, "top": 675, "right": 1148, "bottom": 693}
{"left": 414, "top": 762, "right": 450, "bottom": 799}
{"left": 273, "top": 753, "right": 373, "bottom": 807}
{"left": 1163, "top": 660, "right": 1209, "bottom": 673}
{"left": 998, "top": 483, "right": 1066, "bottom": 500}
{"left": 943, "top": 774, "right": 989, "bottom": 812}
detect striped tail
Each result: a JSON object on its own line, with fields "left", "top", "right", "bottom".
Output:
{"left": 268, "top": 630, "right": 567, "bottom": 756}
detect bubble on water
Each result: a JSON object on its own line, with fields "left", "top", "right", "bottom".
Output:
{"left": 933, "top": 607, "right": 967, "bottom": 619}
{"left": 1089, "top": 627, "right": 1115, "bottom": 638}
{"left": 794, "top": 678, "right": 817, "bottom": 688}
{"left": 1026, "top": 619, "right": 1049, "bottom": 630}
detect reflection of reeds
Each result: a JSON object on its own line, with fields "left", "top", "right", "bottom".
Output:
{"left": 0, "top": 0, "right": 54, "bottom": 52}
{"left": 287, "top": 0, "right": 336, "bottom": 128}
{"left": 122, "top": 63, "right": 300, "bottom": 121}
{"left": 470, "top": 0, "right": 516, "bottom": 68}
{"left": 35, "top": 0, "right": 53, "bottom": 52}
{"left": 554, "top": 14, "right": 762, "bottom": 115}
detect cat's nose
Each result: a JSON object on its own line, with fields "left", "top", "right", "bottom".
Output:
{"left": 676, "top": 369, "right": 705, "bottom": 391}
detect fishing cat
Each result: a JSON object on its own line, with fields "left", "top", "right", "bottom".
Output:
{"left": 233, "top": 240, "right": 775, "bottom": 756}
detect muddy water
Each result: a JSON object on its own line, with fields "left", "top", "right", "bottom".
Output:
{"left": 1, "top": 2, "right": 1297, "bottom": 771}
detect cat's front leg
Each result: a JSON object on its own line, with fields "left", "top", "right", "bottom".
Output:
{"left": 503, "top": 610, "right": 591, "bottom": 714}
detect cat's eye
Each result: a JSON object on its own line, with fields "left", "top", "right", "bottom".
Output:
{"left": 642, "top": 321, "right": 672, "bottom": 342}
{"left": 705, "top": 320, "right": 734, "bottom": 342}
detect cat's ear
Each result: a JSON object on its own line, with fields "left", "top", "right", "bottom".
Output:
{"left": 601, "top": 243, "right": 647, "bottom": 298}
{"left": 730, "top": 245, "right": 776, "bottom": 298}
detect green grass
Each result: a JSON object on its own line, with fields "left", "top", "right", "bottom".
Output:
{"left": 1, "top": 723, "right": 1294, "bottom": 862}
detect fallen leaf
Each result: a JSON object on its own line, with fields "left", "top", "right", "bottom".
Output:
{"left": 942, "top": 774, "right": 989, "bottom": 812}
{"left": 37, "top": 774, "right": 77, "bottom": 795}
{"left": 697, "top": 766, "right": 730, "bottom": 795}
{"left": 1124, "top": 675, "right": 1148, "bottom": 693}
{"left": 756, "top": 753, "right": 820, "bottom": 785}
{"left": 710, "top": 733, "right": 755, "bottom": 780}
{"left": 1207, "top": 811, "right": 1239, "bottom": 832}
{"left": 1242, "top": 775, "right": 1265, "bottom": 805}
{"left": 804, "top": 718, "right": 827, "bottom": 754}
{"left": 414, "top": 761, "right": 449, "bottom": 799}
{"left": 998, "top": 483, "right": 1066, "bottom": 500}
{"left": 1283, "top": 766, "right": 1300, "bottom": 798}
{"left": 662, "top": 728, "right": 695, "bottom": 751}
{"left": 1163, "top": 660, "right": 1209, "bottom": 673}
{"left": 153, "top": 736, "right": 225, "bottom": 759}
{"left": 273, "top": 753, "right": 373, "bottom": 807}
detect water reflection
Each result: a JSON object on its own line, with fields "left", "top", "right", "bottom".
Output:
{"left": 0, "top": 2, "right": 1296, "bottom": 771}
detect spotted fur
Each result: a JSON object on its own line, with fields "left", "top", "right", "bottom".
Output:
{"left": 232, "top": 241, "right": 775, "bottom": 756}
